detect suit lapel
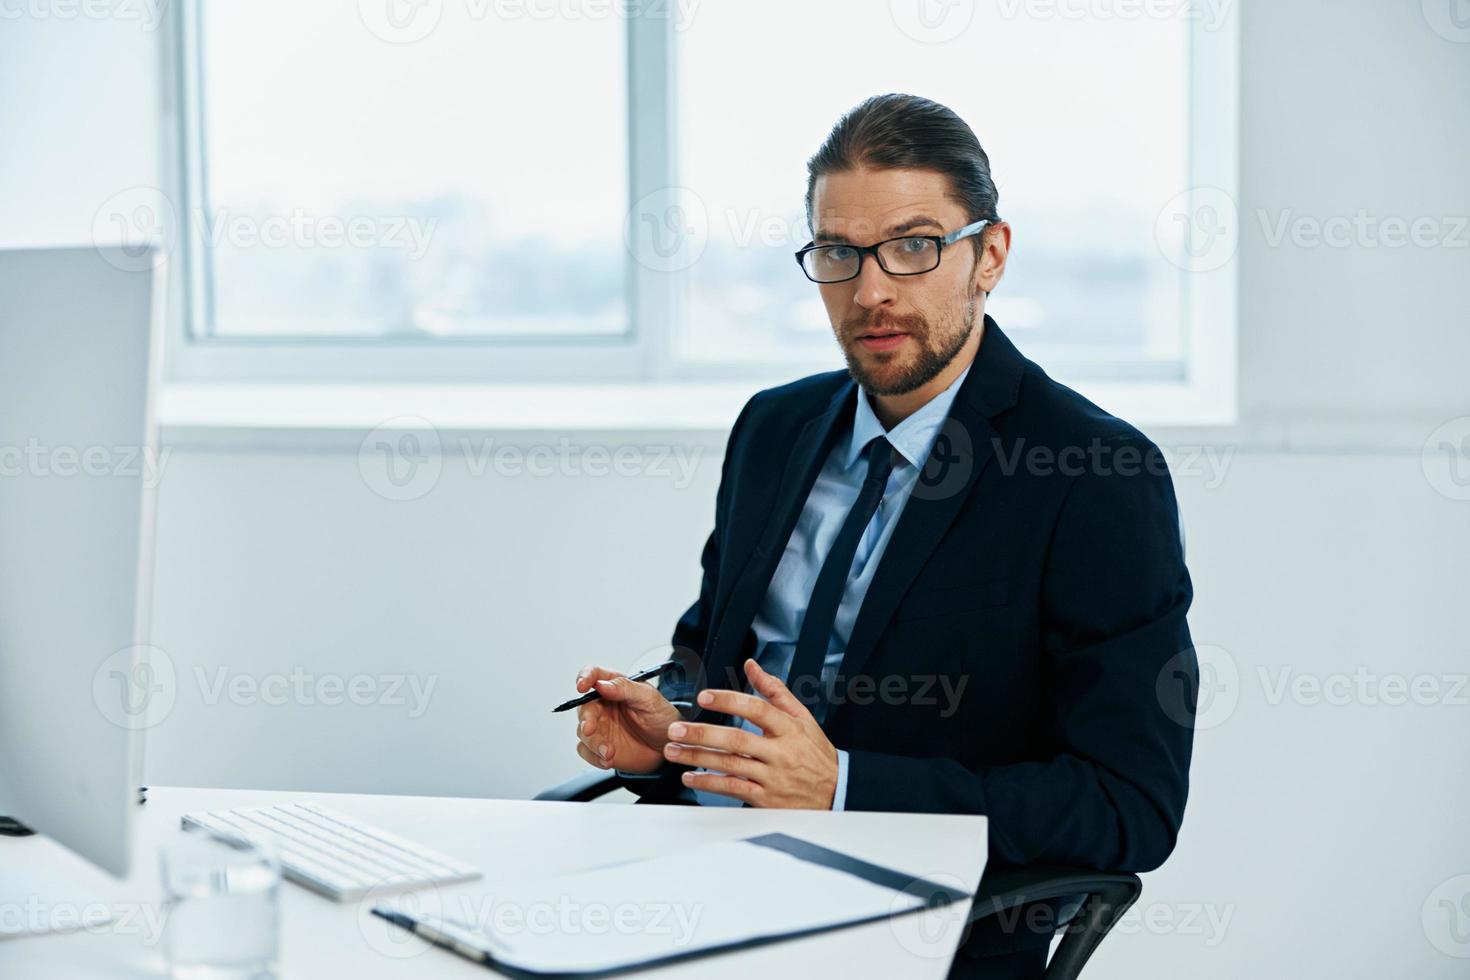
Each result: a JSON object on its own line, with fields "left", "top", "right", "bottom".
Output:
{"left": 704, "top": 382, "right": 854, "bottom": 692}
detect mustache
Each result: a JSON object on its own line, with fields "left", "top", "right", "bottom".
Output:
{"left": 842, "top": 310, "right": 928, "bottom": 338}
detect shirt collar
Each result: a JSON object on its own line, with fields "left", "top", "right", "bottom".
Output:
{"left": 842, "top": 360, "right": 974, "bottom": 472}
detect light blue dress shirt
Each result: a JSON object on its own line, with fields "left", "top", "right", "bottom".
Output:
{"left": 689, "top": 363, "right": 973, "bottom": 808}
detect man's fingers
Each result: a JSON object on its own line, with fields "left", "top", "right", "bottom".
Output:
{"left": 694, "top": 688, "right": 794, "bottom": 735}
{"left": 742, "top": 659, "right": 813, "bottom": 720}
{"left": 665, "top": 721, "right": 771, "bottom": 760}
{"left": 680, "top": 770, "right": 762, "bottom": 805}
{"left": 595, "top": 675, "right": 655, "bottom": 706}
{"left": 664, "top": 744, "right": 764, "bottom": 779}
{"left": 576, "top": 665, "right": 625, "bottom": 694}
{"left": 576, "top": 717, "right": 604, "bottom": 755}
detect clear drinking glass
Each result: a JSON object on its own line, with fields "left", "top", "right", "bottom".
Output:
{"left": 159, "top": 826, "right": 281, "bottom": 980}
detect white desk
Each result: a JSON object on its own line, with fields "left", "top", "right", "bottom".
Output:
{"left": 0, "top": 786, "right": 987, "bottom": 978}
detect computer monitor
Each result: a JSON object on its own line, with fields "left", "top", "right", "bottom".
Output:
{"left": 0, "top": 245, "right": 164, "bottom": 937}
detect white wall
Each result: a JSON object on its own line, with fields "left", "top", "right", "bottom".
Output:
{"left": 4, "top": 1, "right": 1469, "bottom": 977}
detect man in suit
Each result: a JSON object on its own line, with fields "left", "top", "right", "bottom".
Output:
{"left": 569, "top": 93, "right": 1197, "bottom": 979}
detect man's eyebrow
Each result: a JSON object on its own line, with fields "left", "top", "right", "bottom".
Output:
{"left": 813, "top": 215, "right": 945, "bottom": 244}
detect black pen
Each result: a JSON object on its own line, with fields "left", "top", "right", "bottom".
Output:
{"left": 552, "top": 660, "right": 681, "bottom": 713}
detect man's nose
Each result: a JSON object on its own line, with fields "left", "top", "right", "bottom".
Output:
{"left": 850, "top": 253, "right": 898, "bottom": 309}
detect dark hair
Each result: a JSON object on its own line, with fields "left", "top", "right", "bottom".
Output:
{"left": 804, "top": 93, "right": 1001, "bottom": 256}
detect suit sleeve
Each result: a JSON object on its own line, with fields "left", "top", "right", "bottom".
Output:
{"left": 843, "top": 434, "right": 1197, "bottom": 872}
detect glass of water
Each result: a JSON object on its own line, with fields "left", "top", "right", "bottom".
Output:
{"left": 159, "top": 826, "right": 281, "bottom": 980}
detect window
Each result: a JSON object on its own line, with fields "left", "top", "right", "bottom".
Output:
{"left": 164, "top": 0, "right": 1237, "bottom": 422}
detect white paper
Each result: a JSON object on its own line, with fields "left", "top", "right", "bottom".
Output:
{"left": 409, "top": 838, "right": 927, "bottom": 974}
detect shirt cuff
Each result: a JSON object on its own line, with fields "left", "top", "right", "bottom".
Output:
{"left": 614, "top": 766, "right": 665, "bottom": 780}
{"left": 831, "top": 749, "right": 850, "bottom": 811}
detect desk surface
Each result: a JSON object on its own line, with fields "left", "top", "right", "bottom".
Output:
{"left": 0, "top": 786, "right": 987, "bottom": 978}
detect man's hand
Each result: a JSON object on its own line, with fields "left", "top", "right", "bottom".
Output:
{"left": 574, "top": 666, "right": 682, "bottom": 774}
{"left": 664, "top": 658, "right": 839, "bottom": 809}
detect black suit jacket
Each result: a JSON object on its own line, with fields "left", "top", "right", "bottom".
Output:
{"left": 627, "top": 317, "right": 1196, "bottom": 944}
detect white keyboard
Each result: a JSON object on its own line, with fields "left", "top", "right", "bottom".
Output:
{"left": 181, "top": 802, "right": 481, "bottom": 902}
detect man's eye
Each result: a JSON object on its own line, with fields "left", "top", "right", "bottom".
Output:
{"left": 827, "top": 246, "right": 856, "bottom": 261}
{"left": 899, "top": 238, "right": 931, "bottom": 253}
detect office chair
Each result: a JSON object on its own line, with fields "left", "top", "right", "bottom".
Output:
{"left": 535, "top": 770, "right": 1141, "bottom": 979}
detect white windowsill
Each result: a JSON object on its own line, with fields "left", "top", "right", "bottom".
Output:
{"left": 157, "top": 382, "right": 761, "bottom": 448}
{"left": 157, "top": 383, "right": 1445, "bottom": 456}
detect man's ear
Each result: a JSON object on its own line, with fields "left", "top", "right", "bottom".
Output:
{"left": 975, "top": 221, "right": 1012, "bottom": 295}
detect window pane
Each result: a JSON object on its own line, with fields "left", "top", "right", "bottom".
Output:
{"left": 196, "top": 2, "right": 628, "bottom": 338}
{"left": 676, "top": 2, "right": 1189, "bottom": 372}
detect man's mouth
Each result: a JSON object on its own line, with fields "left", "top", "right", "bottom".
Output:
{"left": 854, "top": 329, "right": 911, "bottom": 353}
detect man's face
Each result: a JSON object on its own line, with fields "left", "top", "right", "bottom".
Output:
{"left": 809, "top": 167, "right": 983, "bottom": 397}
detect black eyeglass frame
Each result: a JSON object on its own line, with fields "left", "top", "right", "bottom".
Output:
{"left": 793, "top": 219, "right": 993, "bottom": 284}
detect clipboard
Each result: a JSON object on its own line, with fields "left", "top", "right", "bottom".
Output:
{"left": 372, "top": 832, "right": 971, "bottom": 977}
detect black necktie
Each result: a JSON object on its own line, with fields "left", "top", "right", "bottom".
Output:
{"left": 785, "top": 435, "right": 898, "bottom": 713}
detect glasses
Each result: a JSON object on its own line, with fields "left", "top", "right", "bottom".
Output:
{"left": 794, "top": 219, "right": 991, "bottom": 284}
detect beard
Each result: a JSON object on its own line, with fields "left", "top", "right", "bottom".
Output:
{"left": 839, "top": 285, "right": 978, "bottom": 397}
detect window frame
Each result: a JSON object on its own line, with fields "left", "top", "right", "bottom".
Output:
{"left": 158, "top": 2, "right": 1237, "bottom": 425}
